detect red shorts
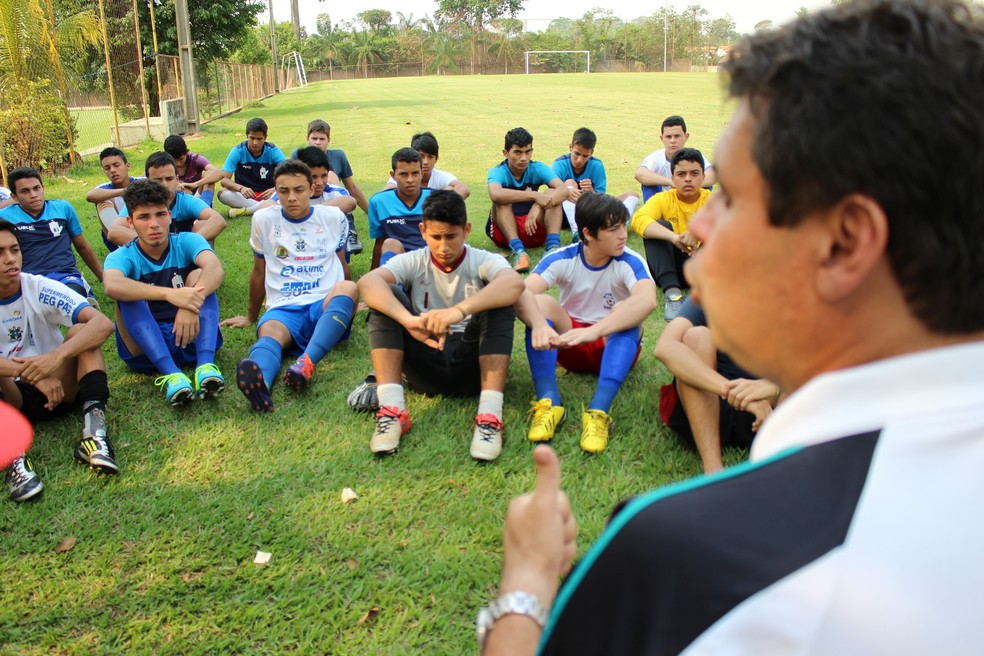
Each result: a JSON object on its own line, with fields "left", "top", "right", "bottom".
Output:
{"left": 486, "top": 213, "right": 547, "bottom": 249}
{"left": 556, "top": 318, "right": 642, "bottom": 374}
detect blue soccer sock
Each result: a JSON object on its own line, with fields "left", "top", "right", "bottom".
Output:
{"left": 195, "top": 292, "right": 220, "bottom": 367}
{"left": 545, "top": 233, "right": 561, "bottom": 250}
{"left": 589, "top": 327, "right": 640, "bottom": 413}
{"left": 200, "top": 189, "right": 214, "bottom": 207}
{"left": 525, "top": 322, "right": 561, "bottom": 405}
{"left": 508, "top": 238, "right": 526, "bottom": 254}
{"left": 118, "top": 300, "right": 180, "bottom": 375}
{"left": 303, "top": 296, "right": 355, "bottom": 364}
{"left": 247, "top": 336, "right": 282, "bottom": 387}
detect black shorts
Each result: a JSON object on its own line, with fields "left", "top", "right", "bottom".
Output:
{"left": 665, "top": 380, "right": 756, "bottom": 449}
{"left": 13, "top": 380, "right": 78, "bottom": 424}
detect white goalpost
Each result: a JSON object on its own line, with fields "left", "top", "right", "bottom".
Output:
{"left": 524, "top": 50, "right": 591, "bottom": 74}
{"left": 281, "top": 51, "right": 308, "bottom": 89}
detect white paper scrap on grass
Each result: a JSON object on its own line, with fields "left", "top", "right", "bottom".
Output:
{"left": 254, "top": 551, "right": 272, "bottom": 566}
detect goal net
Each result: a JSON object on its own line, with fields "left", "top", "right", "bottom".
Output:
{"left": 524, "top": 50, "right": 591, "bottom": 74}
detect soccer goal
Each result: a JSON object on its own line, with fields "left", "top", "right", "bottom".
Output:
{"left": 524, "top": 50, "right": 591, "bottom": 74}
{"left": 281, "top": 51, "right": 308, "bottom": 89}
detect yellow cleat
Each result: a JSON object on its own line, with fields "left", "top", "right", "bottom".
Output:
{"left": 527, "top": 398, "right": 566, "bottom": 442}
{"left": 580, "top": 409, "right": 613, "bottom": 454}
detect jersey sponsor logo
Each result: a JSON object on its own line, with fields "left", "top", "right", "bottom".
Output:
{"left": 2, "top": 311, "right": 22, "bottom": 324}
{"left": 295, "top": 255, "right": 314, "bottom": 261}
{"left": 48, "top": 220, "right": 63, "bottom": 237}
{"left": 279, "top": 280, "right": 319, "bottom": 297}
{"left": 275, "top": 246, "right": 289, "bottom": 259}
{"left": 280, "top": 264, "right": 324, "bottom": 276}
{"left": 603, "top": 292, "right": 615, "bottom": 309}
{"left": 16, "top": 224, "right": 36, "bottom": 231}
{"left": 387, "top": 218, "right": 407, "bottom": 225}
{"left": 7, "top": 326, "right": 22, "bottom": 342}
{"left": 259, "top": 165, "right": 270, "bottom": 180}
{"left": 39, "top": 289, "right": 76, "bottom": 313}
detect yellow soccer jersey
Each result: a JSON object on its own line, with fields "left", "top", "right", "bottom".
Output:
{"left": 630, "top": 188, "right": 711, "bottom": 238}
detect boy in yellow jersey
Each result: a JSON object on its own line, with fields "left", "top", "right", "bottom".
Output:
{"left": 630, "top": 148, "right": 710, "bottom": 320}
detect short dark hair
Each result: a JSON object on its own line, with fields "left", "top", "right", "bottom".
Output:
{"left": 422, "top": 190, "right": 467, "bottom": 227}
{"left": 724, "top": 0, "right": 984, "bottom": 334}
{"left": 307, "top": 119, "right": 330, "bottom": 136}
{"left": 295, "top": 146, "right": 331, "bottom": 172}
{"left": 671, "top": 148, "right": 705, "bottom": 173}
{"left": 0, "top": 219, "right": 21, "bottom": 247}
{"left": 163, "top": 135, "right": 189, "bottom": 159}
{"left": 273, "top": 159, "right": 313, "bottom": 185}
{"left": 391, "top": 147, "right": 422, "bottom": 171}
{"left": 577, "top": 193, "right": 629, "bottom": 241}
{"left": 245, "top": 117, "right": 268, "bottom": 136}
{"left": 123, "top": 178, "right": 170, "bottom": 215}
{"left": 661, "top": 115, "right": 687, "bottom": 134}
{"left": 7, "top": 167, "right": 42, "bottom": 193}
{"left": 504, "top": 127, "right": 533, "bottom": 151}
{"left": 410, "top": 131, "right": 439, "bottom": 157}
{"left": 571, "top": 127, "right": 597, "bottom": 150}
{"left": 145, "top": 152, "right": 177, "bottom": 177}
{"left": 99, "top": 147, "right": 128, "bottom": 164}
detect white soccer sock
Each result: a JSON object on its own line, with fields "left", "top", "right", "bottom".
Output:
{"left": 477, "top": 390, "right": 504, "bottom": 420}
{"left": 377, "top": 383, "right": 406, "bottom": 411}
{"left": 562, "top": 200, "right": 578, "bottom": 235}
{"left": 622, "top": 196, "right": 640, "bottom": 216}
{"left": 218, "top": 190, "right": 259, "bottom": 210}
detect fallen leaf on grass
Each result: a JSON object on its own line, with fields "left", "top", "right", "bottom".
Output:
{"left": 253, "top": 551, "right": 272, "bottom": 566}
{"left": 246, "top": 511, "right": 255, "bottom": 520}
{"left": 341, "top": 487, "right": 359, "bottom": 504}
{"left": 357, "top": 607, "right": 380, "bottom": 625}
{"left": 54, "top": 537, "right": 77, "bottom": 553}
{"left": 60, "top": 176, "right": 82, "bottom": 185}
{"left": 346, "top": 558, "right": 358, "bottom": 571}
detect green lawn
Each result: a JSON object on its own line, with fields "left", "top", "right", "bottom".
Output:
{"left": 2, "top": 73, "right": 741, "bottom": 654}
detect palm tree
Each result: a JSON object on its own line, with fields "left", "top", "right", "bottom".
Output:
{"left": 425, "top": 32, "right": 460, "bottom": 75}
{"left": 489, "top": 18, "right": 524, "bottom": 74}
{"left": 349, "top": 29, "right": 384, "bottom": 78}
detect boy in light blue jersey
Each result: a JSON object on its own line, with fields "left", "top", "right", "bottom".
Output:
{"left": 218, "top": 117, "right": 286, "bottom": 219}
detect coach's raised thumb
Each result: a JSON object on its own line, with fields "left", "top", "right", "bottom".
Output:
{"left": 532, "top": 445, "right": 562, "bottom": 496}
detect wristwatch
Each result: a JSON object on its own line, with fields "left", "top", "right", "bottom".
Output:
{"left": 476, "top": 591, "right": 548, "bottom": 649}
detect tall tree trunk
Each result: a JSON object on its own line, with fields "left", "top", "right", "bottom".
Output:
{"left": 290, "top": 0, "right": 301, "bottom": 40}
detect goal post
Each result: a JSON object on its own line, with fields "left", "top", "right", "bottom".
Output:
{"left": 524, "top": 50, "right": 591, "bottom": 74}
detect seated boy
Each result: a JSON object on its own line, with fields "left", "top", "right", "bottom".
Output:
{"left": 104, "top": 180, "right": 225, "bottom": 406}
{"left": 218, "top": 117, "right": 286, "bottom": 219}
{"left": 552, "top": 127, "right": 639, "bottom": 238}
{"left": 292, "top": 146, "right": 358, "bottom": 216}
{"left": 358, "top": 190, "right": 524, "bottom": 460}
{"left": 487, "top": 127, "right": 569, "bottom": 273}
{"left": 516, "top": 193, "right": 656, "bottom": 454}
{"left": 385, "top": 132, "right": 470, "bottom": 198}
{"left": 164, "top": 134, "right": 225, "bottom": 207}
{"left": 221, "top": 160, "right": 357, "bottom": 412}
{"left": 85, "top": 147, "right": 140, "bottom": 251}
{"left": 634, "top": 115, "right": 716, "bottom": 200}
{"left": 630, "top": 148, "right": 712, "bottom": 321}
{"left": 0, "top": 220, "right": 117, "bottom": 502}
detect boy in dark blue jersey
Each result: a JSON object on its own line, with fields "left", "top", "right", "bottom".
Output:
{"left": 104, "top": 180, "right": 226, "bottom": 406}
{"left": 217, "top": 117, "right": 286, "bottom": 219}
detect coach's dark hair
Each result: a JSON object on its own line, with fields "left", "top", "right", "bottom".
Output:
{"left": 724, "top": 0, "right": 984, "bottom": 333}
{"left": 145, "top": 152, "right": 177, "bottom": 176}
{"left": 411, "top": 131, "right": 439, "bottom": 157}
{"left": 571, "top": 127, "right": 597, "bottom": 150}
{"left": 7, "top": 167, "right": 42, "bottom": 193}
{"left": 422, "top": 190, "right": 467, "bottom": 228}
{"left": 577, "top": 193, "right": 629, "bottom": 241}
{"left": 661, "top": 115, "right": 687, "bottom": 134}
{"left": 163, "top": 135, "right": 189, "bottom": 159}
{"left": 273, "top": 159, "right": 313, "bottom": 185}
{"left": 391, "top": 147, "right": 421, "bottom": 171}
{"left": 123, "top": 179, "right": 170, "bottom": 215}
{"left": 0, "top": 219, "right": 21, "bottom": 247}
{"left": 99, "top": 147, "right": 128, "bottom": 164}
{"left": 295, "top": 146, "right": 331, "bottom": 172}
{"left": 504, "top": 127, "right": 533, "bottom": 151}
{"left": 671, "top": 147, "right": 704, "bottom": 174}
{"left": 307, "top": 119, "right": 330, "bottom": 136}
{"left": 245, "top": 117, "right": 268, "bottom": 136}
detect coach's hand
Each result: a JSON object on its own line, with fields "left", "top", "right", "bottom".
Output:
{"left": 172, "top": 308, "right": 201, "bottom": 348}
{"left": 219, "top": 315, "right": 253, "bottom": 329}
{"left": 35, "top": 376, "right": 65, "bottom": 411}
{"left": 168, "top": 286, "right": 205, "bottom": 312}
{"left": 12, "top": 352, "right": 63, "bottom": 385}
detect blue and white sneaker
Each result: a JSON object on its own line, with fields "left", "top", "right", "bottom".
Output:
{"left": 195, "top": 363, "right": 225, "bottom": 399}
{"left": 155, "top": 372, "right": 195, "bottom": 406}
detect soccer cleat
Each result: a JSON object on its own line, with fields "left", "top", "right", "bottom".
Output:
{"left": 284, "top": 353, "right": 315, "bottom": 392}
{"left": 347, "top": 374, "right": 379, "bottom": 412}
{"left": 6, "top": 456, "right": 43, "bottom": 502}
{"left": 512, "top": 250, "right": 531, "bottom": 273}
{"left": 471, "top": 413, "right": 504, "bottom": 461}
{"left": 581, "top": 409, "right": 614, "bottom": 454}
{"left": 347, "top": 215, "right": 363, "bottom": 255}
{"left": 155, "top": 372, "right": 195, "bottom": 406}
{"left": 236, "top": 359, "right": 273, "bottom": 412}
{"left": 370, "top": 405, "right": 411, "bottom": 455}
{"left": 228, "top": 207, "right": 249, "bottom": 219}
{"left": 663, "top": 293, "right": 685, "bottom": 322}
{"left": 74, "top": 433, "right": 119, "bottom": 475}
{"left": 195, "top": 363, "right": 225, "bottom": 399}
{"left": 527, "top": 398, "right": 566, "bottom": 442}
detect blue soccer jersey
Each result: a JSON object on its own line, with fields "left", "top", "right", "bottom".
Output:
{"left": 122, "top": 191, "right": 209, "bottom": 234}
{"left": 104, "top": 232, "right": 212, "bottom": 322}
{"left": 222, "top": 142, "right": 286, "bottom": 193}
{"left": 0, "top": 200, "right": 84, "bottom": 276}
{"left": 288, "top": 148, "right": 355, "bottom": 180}
{"left": 368, "top": 188, "right": 433, "bottom": 252}
{"left": 487, "top": 160, "right": 557, "bottom": 216}
{"left": 552, "top": 154, "right": 608, "bottom": 194}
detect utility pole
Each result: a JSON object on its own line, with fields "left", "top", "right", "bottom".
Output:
{"left": 175, "top": 0, "right": 199, "bottom": 131}
{"left": 269, "top": 0, "right": 279, "bottom": 93}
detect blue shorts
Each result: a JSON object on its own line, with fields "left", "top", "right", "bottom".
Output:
{"left": 115, "top": 322, "right": 224, "bottom": 374}
{"left": 47, "top": 271, "right": 93, "bottom": 298}
{"left": 258, "top": 300, "right": 351, "bottom": 357}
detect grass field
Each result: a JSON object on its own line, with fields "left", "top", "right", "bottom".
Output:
{"left": 70, "top": 108, "right": 117, "bottom": 155}
{"left": 2, "top": 73, "right": 741, "bottom": 654}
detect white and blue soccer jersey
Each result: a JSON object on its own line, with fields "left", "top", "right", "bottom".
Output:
{"left": 386, "top": 168, "right": 458, "bottom": 190}
{"left": 104, "top": 232, "right": 212, "bottom": 322}
{"left": 552, "top": 154, "right": 607, "bottom": 194}
{"left": 96, "top": 177, "right": 142, "bottom": 212}
{"left": 533, "top": 243, "right": 651, "bottom": 325}
{"left": 250, "top": 204, "right": 348, "bottom": 309}
{"left": 368, "top": 188, "right": 433, "bottom": 252}
{"left": 0, "top": 200, "right": 84, "bottom": 277}
{"left": 0, "top": 273, "right": 89, "bottom": 359}
{"left": 272, "top": 185, "right": 350, "bottom": 205}
{"left": 222, "top": 141, "right": 286, "bottom": 193}
{"left": 487, "top": 160, "right": 557, "bottom": 216}
{"left": 0, "top": 187, "right": 10, "bottom": 202}
{"left": 121, "top": 191, "right": 209, "bottom": 234}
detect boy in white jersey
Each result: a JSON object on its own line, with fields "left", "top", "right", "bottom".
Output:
{"left": 221, "top": 161, "right": 358, "bottom": 412}
{"left": 358, "top": 190, "right": 524, "bottom": 460}
{"left": 385, "top": 132, "right": 470, "bottom": 198}
{"left": 0, "top": 220, "right": 117, "bottom": 502}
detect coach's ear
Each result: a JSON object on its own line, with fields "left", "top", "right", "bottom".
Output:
{"left": 815, "top": 193, "right": 889, "bottom": 302}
